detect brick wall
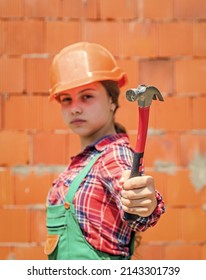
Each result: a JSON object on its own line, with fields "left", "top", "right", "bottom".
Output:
{"left": 0, "top": 0, "right": 206, "bottom": 260}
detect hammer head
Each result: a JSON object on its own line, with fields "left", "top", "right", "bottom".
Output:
{"left": 126, "top": 84, "right": 164, "bottom": 107}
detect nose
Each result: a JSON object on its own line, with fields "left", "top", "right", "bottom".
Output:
{"left": 70, "top": 101, "right": 82, "bottom": 115}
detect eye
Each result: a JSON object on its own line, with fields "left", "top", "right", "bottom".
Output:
{"left": 82, "top": 94, "right": 93, "bottom": 101}
{"left": 59, "top": 95, "right": 72, "bottom": 105}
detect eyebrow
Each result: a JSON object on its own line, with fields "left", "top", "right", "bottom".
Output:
{"left": 80, "top": 88, "right": 96, "bottom": 93}
{"left": 61, "top": 88, "right": 96, "bottom": 97}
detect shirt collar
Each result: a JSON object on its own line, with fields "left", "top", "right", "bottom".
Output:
{"left": 93, "top": 133, "right": 129, "bottom": 151}
{"left": 70, "top": 134, "right": 130, "bottom": 161}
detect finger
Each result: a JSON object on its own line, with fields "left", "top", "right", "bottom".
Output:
{"left": 122, "top": 204, "right": 152, "bottom": 217}
{"left": 121, "top": 195, "right": 158, "bottom": 217}
{"left": 119, "top": 170, "right": 131, "bottom": 184}
{"left": 123, "top": 175, "right": 154, "bottom": 190}
{"left": 121, "top": 188, "right": 148, "bottom": 199}
{"left": 121, "top": 196, "right": 152, "bottom": 208}
{"left": 121, "top": 185, "right": 155, "bottom": 200}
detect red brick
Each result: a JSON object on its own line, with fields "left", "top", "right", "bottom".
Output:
{"left": 174, "top": 0, "right": 206, "bottom": 19}
{"left": 45, "top": 21, "right": 82, "bottom": 54}
{"left": 13, "top": 171, "right": 51, "bottom": 205}
{"left": 192, "top": 97, "right": 206, "bottom": 129}
{"left": 144, "top": 133, "right": 180, "bottom": 167}
{"left": 0, "top": 247, "right": 13, "bottom": 260}
{"left": 0, "top": 168, "right": 14, "bottom": 205}
{"left": 201, "top": 244, "right": 206, "bottom": 259}
{"left": 0, "top": 131, "right": 29, "bottom": 165}
{"left": 61, "top": 0, "right": 98, "bottom": 19}
{"left": 0, "top": 95, "right": 2, "bottom": 129}
{"left": 181, "top": 208, "right": 206, "bottom": 242}
{"left": 25, "top": 58, "right": 52, "bottom": 93}
{"left": 189, "top": 158, "right": 206, "bottom": 193}
{"left": 194, "top": 23, "right": 206, "bottom": 57}
{"left": 0, "top": 21, "right": 5, "bottom": 54}
{"left": 145, "top": 171, "right": 168, "bottom": 204}
{"left": 143, "top": 0, "right": 173, "bottom": 20}
{"left": 158, "top": 22, "right": 193, "bottom": 57}
{"left": 139, "top": 59, "right": 173, "bottom": 95}
{"left": 66, "top": 133, "right": 81, "bottom": 158}
{"left": 42, "top": 96, "right": 67, "bottom": 130}
{"left": 165, "top": 244, "right": 201, "bottom": 260}
{"left": 4, "top": 95, "right": 67, "bottom": 130}
{"left": 116, "top": 60, "right": 140, "bottom": 131}
{"left": 150, "top": 97, "right": 192, "bottom": 131}
{"left": 117, "top": 58, "right": 139, "bottom": 90}
{"left": 5, "top": 20, "right": 44, "bottom": 54}
{"left": 117, "top": 102, "right": 138, "bottom": 131}
{"left": 100, "top": 0, "right": 138, "bottom": 20}
{"left": 166, "top": 170, "right": 202, "bottom": 207}
{"left": 175, "top": 59, "right": 206, "bottom": 95}
{"left": 201, "top": 187, "right": 206, "bottom": 205}
{"left": 33, "top": 132, "right": 67, "bottom": 164}
{"left": 180, "top": 134, "right": 206, "bottom": 166}
{"left": 133, "top": 244, "right": 165, "bottom": 260}
{"left": 141, "top": 208, "right": 182, "bottom": 242}
{"left": 121, "top": 22, "right": 157, "bottom": 57}
{"left": 14, "top": 245, "right": 47, "bottom": 260}
{"left": 0, "top": 208, "right": 30, "bottom": 242}
{"left": 0, "top": 246, "right": 43, "bottom": 260}
{"left": 30, "top": 209, "right": 47, "bottom": 243}
{"left": 4, "top": 95, "right": 42, "bottom": 130}
{"left": 4, "top": 95, "right": 30, "bottom": 129}
{"left": 24, "top": 0, "right": 60, "bottom": 17}
{"left": 0, "top": 57, "right": 24, "bottom": 93}
{"left": 84, "top": 21, "right": 122, "bottom": 56}
{"left": 127, "top": 134, "right": 137, "bottom": 151}
{"left": 0, "top": 0, "right": 24, "bottom": 17}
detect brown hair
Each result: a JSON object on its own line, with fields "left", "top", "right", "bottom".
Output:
{"left": 101, "top": 80, "right": 127, "bottom": 134}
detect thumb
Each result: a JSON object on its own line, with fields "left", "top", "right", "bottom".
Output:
{"left": 119, "top": 170, "right": 131, "bottom": 184}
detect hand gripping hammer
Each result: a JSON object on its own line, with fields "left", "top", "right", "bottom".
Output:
{"left": 123, "top": 84, "right": 164, "bottom": 221}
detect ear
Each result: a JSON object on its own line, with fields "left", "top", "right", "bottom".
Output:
{"left": 110, "top": 103, "right": 116, "bottom": 112}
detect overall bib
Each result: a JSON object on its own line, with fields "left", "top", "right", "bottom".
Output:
{"left": 44, "top": 153, "right": 134, "bottom": 260}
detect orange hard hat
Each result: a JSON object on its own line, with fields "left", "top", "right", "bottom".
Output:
{"left": 49, "top": 42, "right": 127, "bottom": 100}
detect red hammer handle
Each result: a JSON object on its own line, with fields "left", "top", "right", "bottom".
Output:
{"left": 135, "top": 106, "right": 150, "bottom": 154}
{"left": 123, "top": 106, "right": 150, "bottom": 221}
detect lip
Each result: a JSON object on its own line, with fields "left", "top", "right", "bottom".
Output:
{"left": 70, "top": 119, "right": 86, "bottom": 125}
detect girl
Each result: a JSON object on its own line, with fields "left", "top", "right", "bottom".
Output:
{"left": 44, "top": 42, "right": 165, "bottom": 260}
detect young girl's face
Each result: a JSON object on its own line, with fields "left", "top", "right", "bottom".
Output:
{"left": 59, "top": 82, "right": 116, "bottom": 144}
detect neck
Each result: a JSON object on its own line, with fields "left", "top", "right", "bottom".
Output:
{"left": 80, "top": 125, "right": 116, "bottom": 150}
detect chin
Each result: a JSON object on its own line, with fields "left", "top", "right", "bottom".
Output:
{"left": 71, "top": 127, "right": 90, "bottom": 136}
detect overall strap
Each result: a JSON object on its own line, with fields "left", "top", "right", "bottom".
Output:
{"left": 65, "top": 152, "right": 102, "bottom": 203}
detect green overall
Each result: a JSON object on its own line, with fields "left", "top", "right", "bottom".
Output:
{"left": 44, "top": 153, "right": 134, "bottom": 260}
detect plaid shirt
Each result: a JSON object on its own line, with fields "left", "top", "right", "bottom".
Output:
{"left": 47, "top": 134, "right": 165, "bottom": 257}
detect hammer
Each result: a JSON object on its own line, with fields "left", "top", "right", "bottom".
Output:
{"left": 123, "top": 84, "right": 164, "bottom": 221}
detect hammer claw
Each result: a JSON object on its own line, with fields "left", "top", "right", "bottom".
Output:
{"left": 126, "top": 84, "right": 164, "bottom": 107}
{"left": 148, "top": 86, "right": 164, "bottom": 102}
